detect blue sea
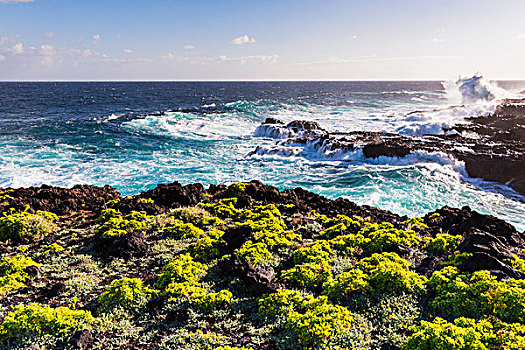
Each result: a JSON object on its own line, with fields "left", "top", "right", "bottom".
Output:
{"left": 0, "top": 80, "right": 524, "bottom": 230}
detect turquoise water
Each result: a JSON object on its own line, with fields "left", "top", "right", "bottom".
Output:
{"left": 0, "top": 81, "right": 523, "bottom": 230}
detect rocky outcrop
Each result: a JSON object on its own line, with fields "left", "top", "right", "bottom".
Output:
{"left": 218, "top": 254, "right": 278, "bottom": 295}
{"left": 0, "top": 184, "right": 120, "bottom": 216}
{"left": 92, "top": 230, "right": 149, "bottom": 259}
{"left": 140, "top": 182, "right": 205, "bottom": 208}
{"left": 250, "top": 99, "right": 525, "bottom": 197}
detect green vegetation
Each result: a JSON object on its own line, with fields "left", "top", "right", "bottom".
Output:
{"left": 0, "top": 254, "right": 40, "bottom": 295}
{"left": 2, "top": 186, "right": 525, "bottom": 349}
{"left": 98, "top": 277, "right": 157, "bottom": 310}
{"left": 0, "top": 207, "right": 57, "bottom": 241}
{"left": 0, "top": 303, "right": 93, "bottom": 341}
{"left": 423, "top": 233, "right": 463, "bottom": 254}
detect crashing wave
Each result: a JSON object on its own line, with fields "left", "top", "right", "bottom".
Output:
{"left": 253, "top": 119, "right": 328, "bottom": 139}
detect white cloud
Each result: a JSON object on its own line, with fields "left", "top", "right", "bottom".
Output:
{"left": 515, "top": 34, "right": 525, "bottom": 40}
{"left": 92, "top": 34, "right": 101, "bottom": 44}
{"left": 351, "top": 35, "right": 357, "bottom": 40}
{"left": 123, "top": 49, "right": 133, "bottom": 54}
{"left": 0, "top": 0, "right": 34, "bottom": 3}
{"left": 432, "top": 37, "right": 445, "bottom": 42}
{"left": 231, "top": 34, "right": 256, "bottom": 45}
{"left": 183, "top": 45, "right": 195, "bottom": 50}
{"left": 11, "top": 43, "right": 23, "bottom": 54}
{"left": 217, "top": 54, "right": 277, "bottom": 64}
{"left": 45, "top": 32, "right": 55, "bottom": 38}
{"left": 39, "top": 44, "right": 55, "bottom": 56}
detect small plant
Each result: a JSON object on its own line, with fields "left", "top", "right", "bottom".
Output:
{"left": 0, "top": 207, "right": 58, "bottom": 241}
{"left": 360, "top": 222, "right": 421, "bottom": 252}
{"left": 155, "top": 253, "right": 207, "bottom": 289}
{"left": 403, "top": 317, "right": 525, "bottom": 350}
{"left": 163, "top": 219, "right": 205, "bottom": 239}
{"left": 423, "top": 233, "right": 462, "bottom": 254}
{"left": 44, "top": 242, "right": 64, "bottom": 254}
{"left": 188, "top": 229, "right": 225, "bottom": 262}
{"left": 164, "top": 281, "right": 233, "bottom": 311}
{"left": 96, "top": 209, "right": 151, "bottom": 238}
{"left": 293, "top": 240, "right": 333, "bottom": 264}
{"left": 404, "top": 217, "right": 428, "bottom": 230}
{"left": 0, "top": 254, "right": 41, "bottom": 295}
{"left": 235, "top": 240, "right": 272, "bottom": 266}
{"left": 98, "top": 277, "right": 157, "bottom": 310}
{"left": 281, "top": 262, "right": 332, "bottom": 290}
{"left": 323, "top": 269, "right": 369, "bottom": 301}
{"left": 224, "top": 182, "right": 248, "bottom": 196}
{"left": 0, "top": 303, "right": 93, "bottom": 341}
{"left": 427, "top": 266, "right": 525, "bottom": 323}
{"left": 259, "top": 289, "right": 354, "bottom": 347}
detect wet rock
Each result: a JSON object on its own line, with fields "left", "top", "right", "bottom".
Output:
{"left": 219, "top": 254, "right": 278, "bottom": 295}
{"left": 69, "top": 330, "right": 93, "bottom": 350}
{"left": 220, "top": 225, "right": 255, "bottom": 254}
{"left": 362, "top": 143, "right": 412, "bottom": 159}
{"left": 93, "top": 230, "right": 149, "bottom": 259}
{"left": 24, "top": 265, "right": 40, "bottom": 277}
{"left": 263, "top": 117, "right": 284, "bottom": 125}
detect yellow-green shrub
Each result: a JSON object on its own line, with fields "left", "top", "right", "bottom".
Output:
{"left": 235, "top": 240, "right": 272, "bottom": 266}
{"left": 403, "top": 317, "right": 525, "bottom": 350}
{"left": 281, "top": 262, "right": 332, "bottom": 290}
{"left": 0, "top": 254, "right": 40, "bottom": 295}
{"left": 427, "top": 266, "right": 525, "bottom": 323}
{"left": 0, "top": 207, "right": 58, "bottom": 241}
{"left": 292, "top": 240, "right": 333, "bottom": 265}
{"left": 188, "top": 229, "right": 225, "bottom": 262}
{"left": 423, "top": 234, "right": 462, "bottom": 254}
{"left": 164, "top": 219, "right": 205, "bottom": 239}
{"left": 164, "top": 281, "right": 232, "bottom": 311}
{"left": 259, "top": 289, "right": 354, "bottom": 347}
{"left": 155, "top": 254, "right": 207, "bottom": 289}
{"left": 0, "top": 303, "right": 93, "bottom": 341}
{"left": 98, "top": 277, "right": 156, "bottom": 310}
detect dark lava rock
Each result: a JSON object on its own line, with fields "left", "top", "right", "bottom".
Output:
{"left": 286, "top": 120, "right": 324, "bottom": 132}
{"left": 0, "top": 184, "right": 120, "bottom": 216}
{"left": 385, "top": 243, "right": 413, "bottom": 257}
{"left": 40, "top": 282, "right": 66, "bottom": 298}
{"left": 23, "top": 265, "right": 40, "bottom": 277}
{"left": 263, "top": 117, "right": 284, "bottom": 125}
{"left": 416, "top": 255, "right": 446, "bottom": 278}
{"left": 111, "top": 197, "right": 161, "bottom": 216}
{"left": 165, "top": 307, "right": 190, "bottom": 324}
{"left": 140, "top": 181, "right": 205, "bottom": 209}
{"left": 220, "top": 225, "right": 255, "bottom": 254}
{"left": 362, "top": 143, "right": 412, "bottom": 159}
{"left": 69, "top": 330, "right": 93, "bottom": 350}
{"left": 93, "top": 230, "right": 149, "bottom": 260}
{"left": 219, "top": 254, "right": 278, "bottom": 295}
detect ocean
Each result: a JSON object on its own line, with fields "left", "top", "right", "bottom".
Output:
{"left": 1, "top": 80, "right": 524, "bottom": 230}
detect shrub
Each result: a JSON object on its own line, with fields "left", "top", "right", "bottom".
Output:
{"left": 0, "top": 207, "right": 58, "bottom": 241}
{"left": 404, "top": 217, "right": 428, "bottom": 230}
{"left": 403, "top": 317, "right": 525, "bottom": 350}
{"left": 259, "top": 289, "right": 354, "bottom": 347}
{"left": 170, "top": 206, "right": 225, "bottom": 227}
{"left": 0, "top": 303, "right": 93, "bottom": 341}
{"left": 98, "top": 277, "right": 157, "bottom": 310}
{"left": 0, "top": 254, "right": 41, "bottom": 295}
{"left": 281, "top": 262, "right": 332, "bottom": 290}
{"left": 96, "top": 209, "right": 151, "bottom": 238}
{"left": 505, "top": 254, "right": 525, "bottom": 274}
{"left": 427, "top": 266, "right": 525, "bottom": 323}
{"left": 199, "top": 198, "right": 241, "bottom": 218}
{"left": 235, "top": 240, "right": 272, "bottom": 266}
{"left": 224, "top": 182, "right": 248, "bottom": 196}
{"left": 329, "top": 233, "right": 369, "bottom": 255}
{"left": 44, "top": 242, "right": 64, "bottom": 254}
{"left": 356, "top": 252, "right": 426, "bottom": 293}
{"left": 164, "top": 281, "right": 232, "bottom": 311}
{"left": 164, "top": 219, "right": 205, "bottom": 239}
{"left": 441, "top": 251, "right": 473, "bottom": 267}
{"left": 360, "top": 222, "right": 421, "bottom": 252}
{"left": 155, "top": 254, "right": 207, "bottom": 289}
{"left": 316, "top": 213, "right": 361, "bottom": 230}
{"left": 293, "top": 240, "right": 333, "bottom": 264}
{"left": 188, "top": 229, "right": 225, "bottom": 262}
{"left": 423, "top": 234, "right": 462, "bottom": 254}
{"left": 323, "top": 269, "right": 369, "bottom": 301}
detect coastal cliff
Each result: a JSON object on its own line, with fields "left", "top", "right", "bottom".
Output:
{"left": 1, "top": 180, "right": 524, "bottom": 349}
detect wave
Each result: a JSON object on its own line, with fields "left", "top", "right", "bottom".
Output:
{"left": 122, "top": 111, "right": 259, "bottom": 140}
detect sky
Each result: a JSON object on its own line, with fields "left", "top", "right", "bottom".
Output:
{"left": 0, "top": 0, "right": 525, "bottom": 81}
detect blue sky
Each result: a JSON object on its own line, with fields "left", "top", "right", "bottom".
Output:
{"left": 1, "top": 0, "right": 524, "bottom": 80}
